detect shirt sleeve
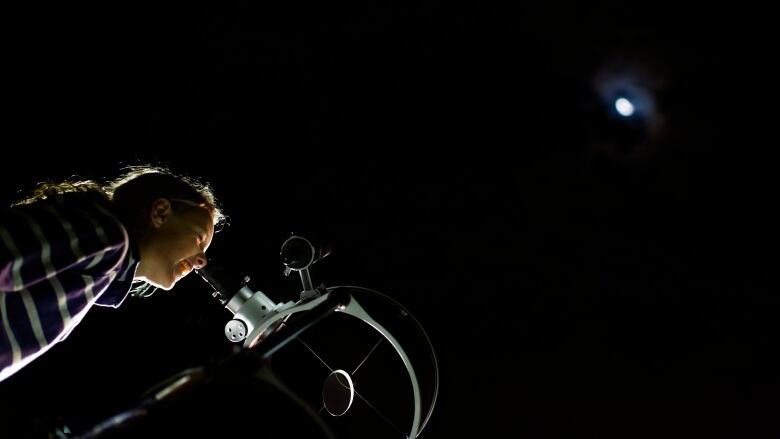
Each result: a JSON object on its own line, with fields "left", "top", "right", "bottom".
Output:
{"left": 0, "top": 196, "right": 129, "bottom": 294}
{"left": 0, "top": 195, "right": 130, "bottom": 379}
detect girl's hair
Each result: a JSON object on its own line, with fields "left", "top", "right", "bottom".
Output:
{"left": 12, "top": 165, "right": 226, "bottom": 230}
{"left": 106, "top": 166, "right": 226, "bottom": 231}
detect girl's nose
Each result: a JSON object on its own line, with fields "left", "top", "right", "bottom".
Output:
{"left": 194, "top": 253, "right": 207, "bottom": 269}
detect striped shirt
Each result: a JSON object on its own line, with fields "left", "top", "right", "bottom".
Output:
{"left": 0, "top": 193, "right": 139, "bottom": 382}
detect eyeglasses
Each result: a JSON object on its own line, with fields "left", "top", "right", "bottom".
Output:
{"left": 169, "top": 198, "right": 207, "bottom": 209}
{"left": 169, "top": 198, "right": 225, "bottom": 232}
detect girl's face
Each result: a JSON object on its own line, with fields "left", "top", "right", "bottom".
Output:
{"left": 135, "top": 199, "right": 214, "bottom": 290}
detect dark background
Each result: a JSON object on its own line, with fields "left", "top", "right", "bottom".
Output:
{"left": 1, "top": 1, "right": 777, "bottom": 438}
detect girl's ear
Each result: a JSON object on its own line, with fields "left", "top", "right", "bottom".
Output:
{"left": 150, "top": 199, "right": 173, "bottom": 228}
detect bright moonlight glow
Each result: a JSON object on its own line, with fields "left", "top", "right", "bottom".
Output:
{"left": 615, "top": 97, "right": 635, "bottom": 117}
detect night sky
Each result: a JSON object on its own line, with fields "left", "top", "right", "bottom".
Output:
{"left": 1, "top": 2, "right": 777, "bottom": 438}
